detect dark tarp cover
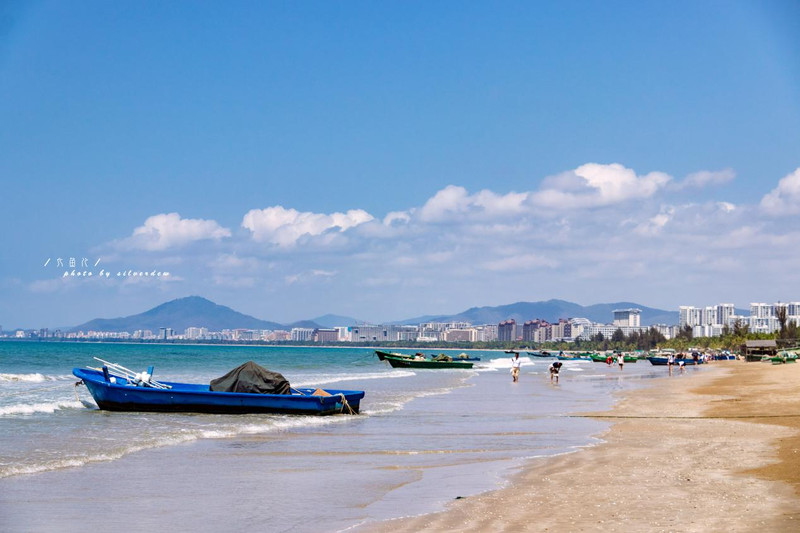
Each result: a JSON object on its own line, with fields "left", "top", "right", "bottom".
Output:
{"left": 209, "top": 361, "right": 291, "bottom": 395}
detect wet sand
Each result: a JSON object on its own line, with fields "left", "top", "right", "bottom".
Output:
{"left": 361, "top": 361, "right": 800, "bottom": 532}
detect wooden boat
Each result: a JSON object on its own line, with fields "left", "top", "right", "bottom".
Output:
{"left": 452, "top": 353, "right": 481, "bottom": 361}
{"left": 527, "top": 351, "right": 553, "bottom": 358}
{"left": 382, "top": 354, "right": 473, "bottom": 369}
{"left": 647, "top": 356, "right": 704, "bottom": 366}
{"left": 766, "top": 352, "right": 798, "bottom": 364}
{"left": 73, "top": 365, "right": 364, "bottom": 415}
{"left": 590, "top": 354, "right": 637, "bottom": 363}
{"left": 375, "top": 350, "right": 415, "bottom": 361}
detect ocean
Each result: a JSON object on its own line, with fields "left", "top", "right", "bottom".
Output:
{"left": 0, "top": 341, "right": 682, "bottom": 531}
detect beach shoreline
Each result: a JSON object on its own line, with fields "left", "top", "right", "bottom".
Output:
{"left": 358, "top": 361, "right": 800, "bottom": 532}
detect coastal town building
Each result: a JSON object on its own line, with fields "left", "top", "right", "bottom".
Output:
{"left": 498, "top": 319, "right": 517, "bottom": 342}
{"left": 613, "top": 309, "right": 641, "bottom": 327}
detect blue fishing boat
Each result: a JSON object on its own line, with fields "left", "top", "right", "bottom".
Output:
{"left": 647, "top": 356, "right": 704, "bottom": 366}
{"left": 73, "top": 359, "right": 364, "bottom": 415}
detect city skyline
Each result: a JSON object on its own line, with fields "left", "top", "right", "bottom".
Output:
{"left": 2, "top": 2, "right": 799, "bottom": 328}
{"left": 4, "top": 295, "right": 798, "bottom": 339}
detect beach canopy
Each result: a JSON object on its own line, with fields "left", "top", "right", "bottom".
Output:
{"left": 210, "top": 361, "right": 291, "bottom": 395}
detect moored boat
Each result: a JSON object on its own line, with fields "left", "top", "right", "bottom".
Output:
{"left": 590, "top": 353, "right": 638, "bottom": 363}
{"left": 375, "top": 350, "right": 415, "bottom": 361}
{"left": 647, "top": 356, "right": 704, "bottom": 366}
{"left": 381, "top": 354, "right": 473, "bottom": 369}
{"left": 73, "top": 360, "right": 364, "bottom": 415}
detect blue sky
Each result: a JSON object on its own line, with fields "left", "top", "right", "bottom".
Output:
{"left": 1, "top": 1, "right": 799, "bottom": 329}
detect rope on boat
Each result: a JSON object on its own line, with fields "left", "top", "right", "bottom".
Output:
{"left": 338, "top": 393, "right": 356, "bottom": 415}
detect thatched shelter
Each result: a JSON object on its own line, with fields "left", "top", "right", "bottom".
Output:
{"left": 743, "top": 340, "right": 777, "bottom": 362}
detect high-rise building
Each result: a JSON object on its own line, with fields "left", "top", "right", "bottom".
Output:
{"left": 679, "top": 306, "right": 703, "bottom": 328}
{"left": 498, "top": 319, "right": 517, "bottom": 342}
{"left": 613, "top": 309, "right": 641, "bottom": 327}
{"left": 715, "top": 304, "right": 735, "bottom": 326}
{"left": 522, "top": 320, "right": 541, "bottom": 342}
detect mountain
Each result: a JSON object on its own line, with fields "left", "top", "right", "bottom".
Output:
{"left": 396, "top": 299, "right": 678, "bottom": 326}
{"left": 311, "top": 314, "right": 362, "bottom": 328}
{"left": 71, "top": 296, "right": 285, "bottom": 333}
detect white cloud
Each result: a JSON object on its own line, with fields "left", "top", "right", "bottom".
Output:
{"left": 480, "top": 253, "right": 560, "bottom": 271}
{"left": 673, "top": 168, "right": 735, "bottom": 190}
{"left": 530, "top": 163, "right": 672, "bottom": 209}
{"left": 122, "top": 213, "right": 230, "bottom": 251}
{"left": 383, "top": 210, "right": 412, "bottom": 225}
{"left": 633, "top": 207, "right": 675, "bottom": 236}
{"left": 284, "top": 269, "right": 337, "bottom": 285}
{"left": 760, "top": 168, "right": 800, "bottom": 215}
{"left": 242, "top": 206, "right": 374, "bottom": 246}
{"left": 418, "top": 185, "right": 528, "bottom": 222}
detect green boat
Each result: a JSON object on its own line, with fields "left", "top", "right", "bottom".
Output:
{"left": 382, "top": 354, "right": 473, "bottom": 369}
{"left": 374, "top": 350, "right": 415, "bottom": 361}
{"left": 766, "top": 351, "right": 798, "bottom": 364}
{"left": 590, "top": 353, "right": 637, "bottom": 363}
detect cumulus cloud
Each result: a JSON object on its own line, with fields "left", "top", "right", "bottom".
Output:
{"left": 122, "top": 213, "right": 231, "bottom": 251}
{"left": 634, "top": 207, "right": 675, "bottom": 236}
{"left": 530, "top": 163, "right": 672, "bottom": 209}
{"left": 418, "top": 185, "right": 528, "bottom": 222}
{"left": 760, "top": 168, "right": 800, "bottom": 215}
{"left": 673, "top": 168, "right": 736, "bottom": 190}
{"left": 242, "top": 206, "right": 374, "bottom": 246}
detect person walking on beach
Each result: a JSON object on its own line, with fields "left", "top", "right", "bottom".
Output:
{"left": 549, "top": 361, "right": 563, "bottom": 383}
{"left": 667, "top": 352, "right": 675, "bottom": 375}
{"left": 511, "top": 352, "right": 521, "bottom": 382}
{"left": 617, "top": 352, "right": 624, "bottom": 370}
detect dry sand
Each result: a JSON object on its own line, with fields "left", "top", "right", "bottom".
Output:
{"left": 360, "top": 361, "right": 800, "bottom": 532}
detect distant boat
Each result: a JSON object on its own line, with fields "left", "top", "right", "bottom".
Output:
{"left": 591, "top": 353, "right": 638, "bottom": 363}
{"left": 766, "top": 351, "right": 798, "bottom": 364}
{"left": 527, "top": 351, "right": 553, "bottom": 358}
{"left": 381, "top": 354, "right": 473, "bottom": 369}
{"left": 374, "top": 350, "right": 415, "bottom": 361}
{"left": 453, "top": 352, "right": 481, "bottom": 361}
{"left": 647, "top": 356, "right": 703, "bottom": 366}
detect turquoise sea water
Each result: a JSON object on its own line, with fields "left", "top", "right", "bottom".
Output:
{"left": 0, "top": 341, "right": 686, "bottom": 531}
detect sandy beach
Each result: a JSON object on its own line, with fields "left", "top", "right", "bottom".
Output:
{"left": 361, "top": 361, "right": 800, "bottom": 532}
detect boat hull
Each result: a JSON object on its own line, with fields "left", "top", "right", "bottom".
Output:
{"left": 375, "top": 350, "right": 414, "bottom": 361}
{"left": 591, "top": 355, "right": 638, "bottom": 363}
{"left": 382, "top": 355, "right": 473, "bottom": 369}
{"left": 647, "top": 357, "right": 704, "bottom": 366}
{"left": 74, "top": 368, "right": 364, "bottom": 415}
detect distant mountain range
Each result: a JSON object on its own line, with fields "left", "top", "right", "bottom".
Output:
{"left": 395, "top": 299, "right": 679, "bottom": 327}
{"left": 71, "top": 296, "right": 681, "bottom": 333}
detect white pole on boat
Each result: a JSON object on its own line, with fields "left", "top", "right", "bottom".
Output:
{"left": 93, "top": 357, "right": 171, "bottom": 389}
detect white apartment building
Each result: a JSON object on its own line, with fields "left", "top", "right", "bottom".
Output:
{"left": 185, "top": 326, "right": 209, "bottom": 340}
{"left": 613, "top": 309, "right": 641, "bottom": 327}
{"left": 290, "top": 328, "right": 315, "bottom": 341}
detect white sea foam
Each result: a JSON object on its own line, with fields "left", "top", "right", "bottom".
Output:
{"left": 0, "top": 400, "right": 85, "bottom": 416}
{"left": 293, "top": 370, "right": 414, "bottom": 388}
{"left": 0, "top": 373, "right": 71, "bottom": 383}
{"left": 475, "top": 356, "right": 534, "bottom": 372}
